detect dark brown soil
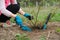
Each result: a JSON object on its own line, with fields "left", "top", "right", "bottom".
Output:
{"left": 0, "top": 22, "right": 60, "bottom": 40}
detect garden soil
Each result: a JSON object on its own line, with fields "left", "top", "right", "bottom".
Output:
{"left": 0, "top": 22, "right": 60, "bottom": 40}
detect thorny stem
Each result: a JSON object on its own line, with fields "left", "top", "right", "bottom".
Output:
{"left": 34, "top": 6, "right": 41, "bottom": 27}
{"left": 28, "top": 20, "right": 34, "bottom": 27}
{"left": 27, "top": 6, "right": 35, "bottom": 26}
{"left": 28, "top": 6, "right": 58, "bottom": 27}
{"left": 27, "top": 1, "right": 42, "bottom": 27}
{"left": 50, "top": 7, "right": 58, "bottom": 18}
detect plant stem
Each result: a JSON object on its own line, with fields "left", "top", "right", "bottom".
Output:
{"left": 34, "top": 6, "right": 41, "bottom": 27}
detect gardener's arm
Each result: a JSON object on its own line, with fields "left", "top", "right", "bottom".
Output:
{"left": 18, "top": 8, "right": 33, "bottom": 20}
{"left": 18, "top": 8, "right": 25, "bottom": 15}
{"left": 0, "top": 0, "right": 16, "bottom": 18}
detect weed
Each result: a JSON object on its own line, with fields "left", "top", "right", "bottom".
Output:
{"left": 15, "top": 33, "right": 30, "bottom": 40}
{"left": 56, "top": 28, "right": 60, "bottom": 32}
{"left": 40, "top": 35, "right": 46, "bottom": 40}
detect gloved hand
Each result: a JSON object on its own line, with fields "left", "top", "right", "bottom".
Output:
{"left": 24, "top": 13, "right": 33, "bottom": 20}
{"left": 15, "top": 16, "right": 23, "bottom": 25}
{"left": 15, "top": 16, "right": 32, "bottom": 32}
{"left": 21, "top": 25, "right": 31, "bottom": 32}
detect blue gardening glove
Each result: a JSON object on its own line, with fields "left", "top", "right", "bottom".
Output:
{"left": 15, "top": 16, "right": 23, "bottom": 25}
{"left": 24, "top": 13, "right": 33, "bottom": 20}
{"left": 21, "top": 25, "right": 32, "bottom": 32}
{"left": 15, "top": 16, "right": 32, "bottom": 32}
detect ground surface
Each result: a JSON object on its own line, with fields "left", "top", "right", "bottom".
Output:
{"left": 0, "top": 22, "right": 60, "bottom": 40}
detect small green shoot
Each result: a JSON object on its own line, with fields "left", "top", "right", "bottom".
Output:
{"left": 15, "top": 33, "right": 30, "bottom": 40}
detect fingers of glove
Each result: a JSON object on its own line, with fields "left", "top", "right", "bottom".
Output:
{"left": 21, "top": 25, "right": 32, "bottom": 32}
{"left": 24, "top": 13, "right": 30, "bottom": 17}
{"left": 27, "top": 16, "right": 34, "bottom": 20}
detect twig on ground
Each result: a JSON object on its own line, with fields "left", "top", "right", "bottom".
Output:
{"left": 46, "top": 31, "right": 51, "bottom": 40}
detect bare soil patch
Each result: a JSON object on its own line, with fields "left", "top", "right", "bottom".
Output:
{"left": 0, "top": 22, "right": 60, "bottom": 40}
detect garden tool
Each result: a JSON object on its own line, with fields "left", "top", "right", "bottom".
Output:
{"left": 42, "top": 7, "right": 57, "bottom": 30}
{"left": 42, "top": 13, "right": 52, "bottom": 30}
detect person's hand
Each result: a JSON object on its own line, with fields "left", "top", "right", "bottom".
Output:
{"left": 15, "top": 16, "right": 32, "bottom": 32}
{"left": 21, "top": 25, "right": 32, "bottom": 32}
{"left": 24, "top": 13, "right": 34, "bottom": 20}
{"left": 15, "top": 16, "right": 23, "bottom": 25}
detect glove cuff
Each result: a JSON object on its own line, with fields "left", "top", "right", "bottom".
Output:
{"left": 23, "top": 13, "right": 30, "bottom": 17}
